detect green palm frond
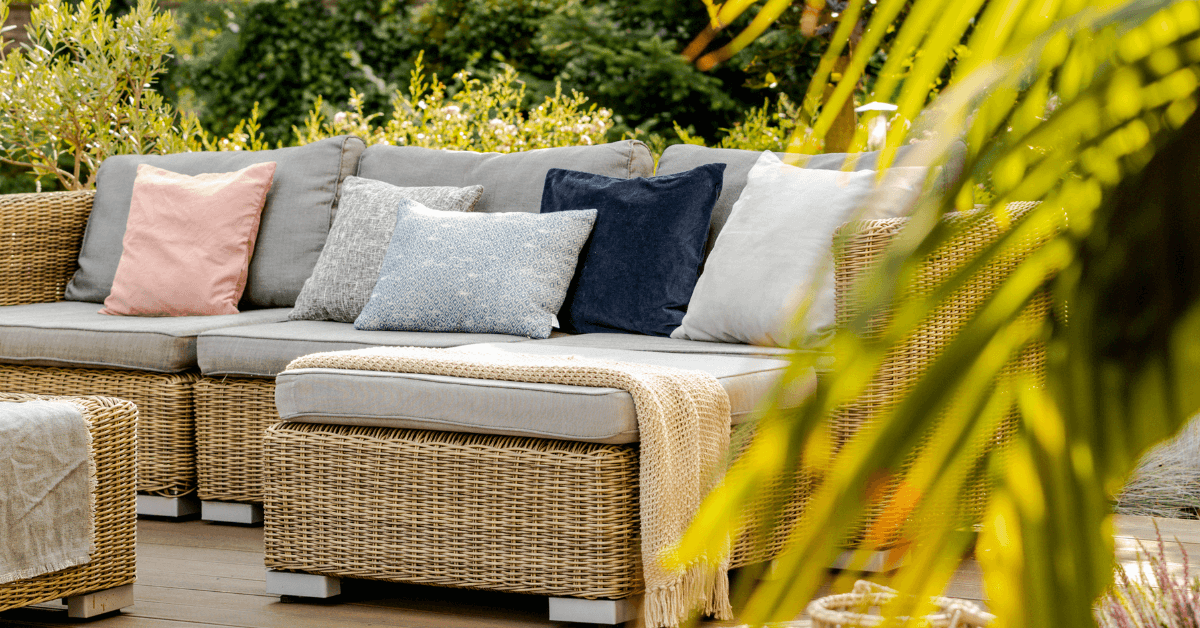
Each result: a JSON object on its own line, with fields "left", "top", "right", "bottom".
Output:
{"left": 677, "top": 2, "right": 1200, "bottom": 628}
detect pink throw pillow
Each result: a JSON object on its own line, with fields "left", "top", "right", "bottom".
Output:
{"left": 101, "top": 162, "right": 277, "bottom": 317}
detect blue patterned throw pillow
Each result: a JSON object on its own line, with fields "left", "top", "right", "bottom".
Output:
{"left": 354, "top": 200, "right": 598, "bottom": 338}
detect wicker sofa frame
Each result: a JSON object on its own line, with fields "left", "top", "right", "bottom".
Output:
{"left": 259, "top": 203, "right": 1051, "bottom": 611}
{"left": 0, "top": 191, "right": 199, "bottom": 500}
{"left": 0, "top": 393, "right": 138, "bottom": 618}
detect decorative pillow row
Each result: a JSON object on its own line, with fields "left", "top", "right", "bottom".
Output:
{"left": 87, "top": 140, "right": 951, "bottom": 346}
{"left": 67, "top": 138, "right": 656, "bottom": 308}
{"left": 288, "top": 164, "right": 724, "bottom": 339}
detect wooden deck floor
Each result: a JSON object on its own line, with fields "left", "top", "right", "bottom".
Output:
{"left": 1, "top": 515, "right": 1196, "bottom": 627}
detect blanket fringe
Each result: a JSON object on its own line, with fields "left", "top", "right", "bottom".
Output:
{"left": 0, "top": 553, "right": 92, "bottom": 585}
{"left": 645, "top": 561, "right": 733, "bottom": 628}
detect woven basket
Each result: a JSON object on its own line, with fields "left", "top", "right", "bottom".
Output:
{"left": 0, "top": 393, "right": 137, "bottom": 612}
{"left": 809, "top": 581, "right": 994, "bottom": 628}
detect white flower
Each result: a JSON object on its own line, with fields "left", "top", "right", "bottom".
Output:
{"left": 443, "top": 105, "right": 461, "bottom": 115}
{"left": 581, "top": 135, "right": 592, "bottom": 145}
{"left": 416, "top": 133, "right": 426, "bottom": 140}
{"left": 333, "top": 112, "right": 347, "bottom": 125}
{"left": 417, "top": 100, "right": 428, "bottom": 110}
{"left": 489, "top": 118, "right": 505, "bottom": 127}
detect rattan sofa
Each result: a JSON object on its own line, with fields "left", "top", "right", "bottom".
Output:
{"left": 0, "top": 393, "right": 137, "bottom": 619}
{"left": 256, "top": 202, "right": 1049, "bottom": 624}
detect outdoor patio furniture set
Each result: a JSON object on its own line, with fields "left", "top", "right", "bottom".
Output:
{"left": 0, "top": 137, "right": 1047, "bottom": 623}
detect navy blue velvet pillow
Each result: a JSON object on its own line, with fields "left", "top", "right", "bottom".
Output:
{"left": 540, "top": 164, "right": 725, "bottom": 336}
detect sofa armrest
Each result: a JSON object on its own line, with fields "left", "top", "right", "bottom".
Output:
{"left": 0, "top": 190, "right": 94, "bottom": 306}
{"left": 830, "top": 201, "right": 1051, "bottom": 466}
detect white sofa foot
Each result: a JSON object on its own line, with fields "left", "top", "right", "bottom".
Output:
{"left": 65, "top": 583, "right": 134, "bottom": 618}
{"left": 266, "top": 570, "right": 341, "bottom": 599}
{"left": 549, "top": 596, "right": 640, "bottom": 625}
{"left": 201, "top": 500, "right": 263, "bottom": 525}
{"left": 137, "top": 494, "right": 200, "bottom": 518}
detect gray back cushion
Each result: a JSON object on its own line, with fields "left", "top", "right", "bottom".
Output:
{"left": 65, "top": 136, "right": 366, "bottom": 308}
{"left": 655, "top": 140, "right": 967, "bottom": 258}
{"left": 356, "top": 140, "right": 655, "bottom": 213}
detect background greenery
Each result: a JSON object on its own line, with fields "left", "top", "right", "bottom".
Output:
{"left": 165, "top": 0, "right": 852, "bottom": 145}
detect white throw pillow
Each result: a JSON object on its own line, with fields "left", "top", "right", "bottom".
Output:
{"left": 672, "top": 151, "right": 928, "bottom": 347}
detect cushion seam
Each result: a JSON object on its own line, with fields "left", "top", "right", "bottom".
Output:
{"left": 280, "top": 410, "right": 640, "bottom": 442}
{"left": 0, "top": 355, "right": 186, "bottom": 374}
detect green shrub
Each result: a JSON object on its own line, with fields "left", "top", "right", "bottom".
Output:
{"left": 169, "top": 0, "right": 780, "bottom": 146}
{"left": 0, "top": 0, "right": 197, "bottom": 190}
{"left": 294, "top": 54, "right": 612, "bottom": 152}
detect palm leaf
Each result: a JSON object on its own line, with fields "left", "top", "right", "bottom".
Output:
{"left": 676, "top": 2, "right": 1200, "bottom": 628}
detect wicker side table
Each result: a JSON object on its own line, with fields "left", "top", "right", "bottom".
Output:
{"left": 0, "top": 393, "right": 138, "bottom": 619}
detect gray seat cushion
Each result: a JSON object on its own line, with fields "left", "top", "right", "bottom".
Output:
{"left": 530, "top": 332, "right": 797, "bottom": 358}
{"left": 197, "top": 320, "right": 528, "bottom": 377}
{"left": 655, "top": 141, "right": 967, "bottom": 259}
{"left": 0, "top": 302, "right": 292, "bottom": 373}
{"left": 65, "top": 135, "right": 366, "bottom": 308}
{"left": 356, "top": 140, "right": 654, "bottom": 214}
{"left": 275, "top": 344, "right": 807, "bottom": 444}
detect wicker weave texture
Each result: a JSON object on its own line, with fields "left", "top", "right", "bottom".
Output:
{"left": 0, "top": 393, "right": 137, "bottom": 612}
{"left": 831, "top": 202, "right": 1051, "bottom": 536}
{"left": 0, "top": 191, "right": 93, "bottom": 306}
{"left": 0, "top": 366, "right": 198, "bottom": 497}
{"left": 265, "top": 422, "right": 643, "bottom": 599}
{"left": 263, "top": 421, "right": 807, "bottom": 599}
{"left": 195, "top": 376, "right": 277, "bottom": 503}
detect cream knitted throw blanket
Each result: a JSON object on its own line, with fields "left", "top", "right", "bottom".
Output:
{"left": 286, "top": 345, "right": 734, "bottom": 627}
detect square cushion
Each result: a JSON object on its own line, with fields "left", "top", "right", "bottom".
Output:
{"left": 102, "top": 162, "right": 276, "bottom": 317}
{"left": 354, "top": 202, "right": 597, "bottom": 339}
{"left": 673, "top": 152, "right": 928, "bottom": 346}
{"left": 197, "top": 320, "right": 527, "bottom": 378}
{"left": 540, "top": 164, "right": 725, "bottom": 337}
{"left": 289, "top": 177, "right": 484, "bottom": 323}
{"left": 655, "top": 140, "right": 967, "bottom": 259}
{"left": 355, "top": 140, "right": 655, "bottom": 214}
{"left": 0, "top": 302, "right": 291, "bottom": 373}
{"left": 274, "top": 344, "right": 809, "bottom": 444}
{"left": 66, "top": 135, "right": 365, "bottom": 308}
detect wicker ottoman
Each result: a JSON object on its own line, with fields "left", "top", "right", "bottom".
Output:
{"left": 261, "top": 346, "right": 805, "bottom": 624}
{"left": 0, "top": 393, "right": 137, "bottom": 619}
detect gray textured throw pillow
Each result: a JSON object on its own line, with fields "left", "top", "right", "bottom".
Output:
{"left": 289, "top": 177, "right": 484, "bottom": 323}
{"left": 354, "top": 201, "right": 597, "bottom": 338}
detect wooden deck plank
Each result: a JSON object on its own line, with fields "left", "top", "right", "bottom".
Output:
{"left": 3, "top": 515, "right": 1198, "bottom": 627}
{"left": 137, "top": 544, "right": 265, "bottom": 568}
{"left": 138, "top": 520, "right": 264, "bottom": 554}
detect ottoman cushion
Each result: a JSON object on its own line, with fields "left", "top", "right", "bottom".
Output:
{"left": 274, "top": 344, "right": 806, "bottom": 444}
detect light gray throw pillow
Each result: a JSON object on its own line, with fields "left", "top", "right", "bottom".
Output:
{"left": 289, "top": 177, "right": 484, "bottom": 323}
{"left": 672, "top": 151, "right": 928, "bottom": 347}
{"left": 354, "top": 201, "right": 597, "bottom": 339}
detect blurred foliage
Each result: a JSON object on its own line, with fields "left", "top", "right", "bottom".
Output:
{"left": 674, "top": 94, "right": 801, "bottom": 151}
{"left": 294, "top": 53, "right": 613, "bottom": 151}
{"left": 672, "top": 3, "right": 1200, "bottom": 628}
{"left": 165, "top": 0, "right": 828, "bottom": 146}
